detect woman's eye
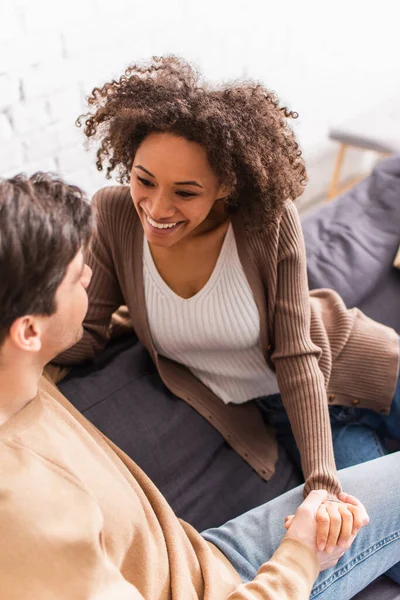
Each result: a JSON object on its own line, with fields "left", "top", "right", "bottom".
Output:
{"left": 176, "top": 191, "right": 197, "bottom": 199}
{"left": 137, "top": 176, "right": 154, "bottom": 187}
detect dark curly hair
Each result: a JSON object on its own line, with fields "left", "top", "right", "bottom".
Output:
{"left": 78, "top": 55, "right": 306, "bottom": 229}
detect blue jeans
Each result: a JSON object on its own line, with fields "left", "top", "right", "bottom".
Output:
{"left": 202, "top": 453, "right": 400, "bottom": 598}
{"left": 255, "top": 363, "right": 400, "bottom": 471}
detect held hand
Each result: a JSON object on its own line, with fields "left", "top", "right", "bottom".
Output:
{"left": 285, "top": 491, "right": 369, "bottom": 567}
{"left": 315, "top": 493, "right": 369, "bottom": 553}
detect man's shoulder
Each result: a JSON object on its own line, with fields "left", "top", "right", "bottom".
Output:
{"left": 0, "top": 380, "right": 96, "bottom": 505}
{"left": 0, "top": 435, "right": 95, "bottom": 514}
{"left": 0, "top": 435, "right": 103, "bottom": 595}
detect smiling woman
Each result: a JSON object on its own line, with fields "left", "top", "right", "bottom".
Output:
{"left": 59, "top": 57, "right": 400, "bottom": 573}
{"left": 78, "top": 55, "right": 305, "bottom": 231}
{"left": 130, "top": 132, "right": 231, "bottom": 251}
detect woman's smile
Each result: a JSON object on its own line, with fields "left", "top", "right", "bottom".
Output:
{"left": 143, "top": 212, "right": 184, "bottom": 236}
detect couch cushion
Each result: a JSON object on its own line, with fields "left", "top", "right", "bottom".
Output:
{"left": 59, "top": 336, "right": 301, "bottom": 531}
{"left": 357, "top": 268, "right": 400, "bottom": 333}
{"left": 353, "top": 575, "right": 400, "bottom": 600}
{"left": 303, "top": 155, "right": 400, "bottom": 309}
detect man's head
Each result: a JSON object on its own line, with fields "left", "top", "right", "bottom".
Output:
{"left": 0, "top": 173, "right": 93, "bottom": 367}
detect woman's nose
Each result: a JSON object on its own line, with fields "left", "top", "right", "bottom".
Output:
{"left": 148, "top": 192, "right": 175, "bottom": 220}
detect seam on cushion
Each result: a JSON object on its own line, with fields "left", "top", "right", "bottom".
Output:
{"left": 61, "top": 368, "right": 158, "bottom": 413}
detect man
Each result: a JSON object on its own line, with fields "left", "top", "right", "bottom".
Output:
{"left": 0, "top": 172, "right": 399, "bottom": 600}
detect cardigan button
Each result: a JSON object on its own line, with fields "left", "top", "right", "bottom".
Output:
{"left": 267, "top": 344, "right": 272, "bottom": 351}
{"left": 352, "top": 399, "right": 360, "bottom": 406}
{"left": 328, "top": 394, "right": 335, "bottom": 403}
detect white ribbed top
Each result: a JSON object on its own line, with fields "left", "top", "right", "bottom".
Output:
{"left": 143, "top": 225, "right": 279, "bottom": 404}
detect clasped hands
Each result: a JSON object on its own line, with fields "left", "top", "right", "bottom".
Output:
{"left": 284, "top": 490, "right": 369, "bottom": 570}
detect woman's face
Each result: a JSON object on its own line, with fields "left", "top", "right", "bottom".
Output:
{"left": 130, "top": 132, "right": 229, "bottom": 248}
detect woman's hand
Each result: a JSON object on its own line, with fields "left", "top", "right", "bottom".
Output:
{"left": 315, "top": 493, "right": 369, "bottom": 552}
{"left": 285, "top": 491, "right": 369, "bottom": 568}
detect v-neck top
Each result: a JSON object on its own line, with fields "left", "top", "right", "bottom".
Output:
{"left": 143, "top": 224, "right": 279, "bottom": 404}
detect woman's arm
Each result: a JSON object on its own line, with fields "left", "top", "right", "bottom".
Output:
{"left": 55, "top": 189, "right": 125, "bottom": 365}
{"left": 272, "top": 201, "right": 341, "bottom": 498}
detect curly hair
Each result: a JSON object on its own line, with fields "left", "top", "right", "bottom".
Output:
{"left": 78, "top": 55, "right": 306, "bottom": 229}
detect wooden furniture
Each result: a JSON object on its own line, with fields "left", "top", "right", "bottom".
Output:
{"left": 327, "top": 104, "right": 400, "bottom": 199}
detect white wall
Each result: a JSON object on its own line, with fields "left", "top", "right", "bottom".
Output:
{"left": 1, "top": 0, "right": 399, "bottom": 204}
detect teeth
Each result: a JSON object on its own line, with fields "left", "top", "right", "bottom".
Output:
{"left": 146, "top": 215, "right": 178, "bottom": 229}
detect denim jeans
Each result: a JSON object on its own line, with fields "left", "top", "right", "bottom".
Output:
{"left": 202, "top": 453, "right": 400, "bottom": 599}
{"left": 255, "top": 358, "right": 400, "bottom": 471}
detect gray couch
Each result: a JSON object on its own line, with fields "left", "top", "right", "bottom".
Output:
{"left": 59, "top": 156, "right": 400, "bottom": 599}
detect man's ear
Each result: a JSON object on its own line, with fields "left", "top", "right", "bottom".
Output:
{"left": 8, "top": 316, "right": 42, "bottom": 353}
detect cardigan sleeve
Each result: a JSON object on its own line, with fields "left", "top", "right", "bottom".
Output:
{"left": 271, "top": 201, "right": 341, "bottom": 498}
{"left": 55, "top": 188, "right": 125, "bottom": 365}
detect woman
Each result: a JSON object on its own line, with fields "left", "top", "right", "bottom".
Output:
{"left": 59, "top": 56, "right": 399, "bottom": 551}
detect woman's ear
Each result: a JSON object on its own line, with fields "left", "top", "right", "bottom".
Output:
{"left": 8, "top": 316, "right": 42, "bottom": 354}
{"left": 216, "top": 182, "right": 233, "bottom": 202}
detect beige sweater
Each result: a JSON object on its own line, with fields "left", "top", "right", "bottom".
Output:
{"left": 0, "top": 374, "right": 319, "bottom": 600}
{"left": 57, "top": 186, "right": 399, "bottom": 498}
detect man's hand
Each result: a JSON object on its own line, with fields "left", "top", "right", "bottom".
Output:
{"left": 284, "top": 489, "right": 339, "bottom": 570}
{"left": 285, "top": 491, "right": 369, "bottom": 568}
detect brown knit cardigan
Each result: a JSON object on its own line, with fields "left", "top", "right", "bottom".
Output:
{"left": 58, "top": 186, "right": 399, "bottom": 497}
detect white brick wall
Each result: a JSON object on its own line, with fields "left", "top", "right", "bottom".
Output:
{"left": 0, "top": 0, "right": 120, "bottom": 194}
{"left": 1, "top": 0, "right": 399, "bottom": 201}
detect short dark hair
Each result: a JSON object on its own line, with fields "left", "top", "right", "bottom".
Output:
{"left": 78, "top": 55, "right": 306, "bottom": 231}
{"left": 0, "top": 172, "right": 93, "bottom": 346}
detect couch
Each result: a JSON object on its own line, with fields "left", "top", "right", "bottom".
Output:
{"left": 59, "top": 156, "right": 400, "bottom": 599}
